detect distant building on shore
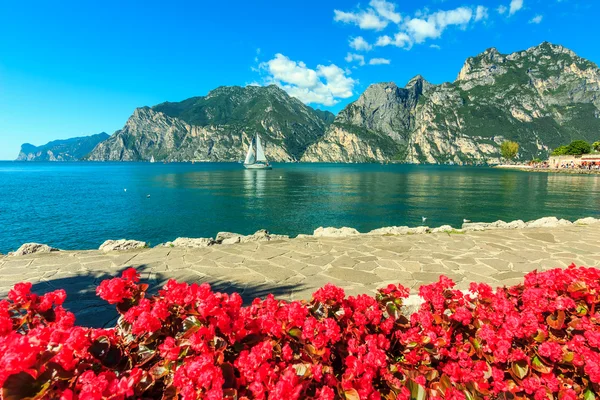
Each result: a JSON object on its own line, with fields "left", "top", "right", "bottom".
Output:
{"left": 549, "top": 154, "right": 600, "bottom": 168}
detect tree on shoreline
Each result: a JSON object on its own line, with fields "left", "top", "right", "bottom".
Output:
{"left": 593, "top": 141, "right": 600, "bottom": 152}
{"left": 552, "top": 140, "right": 592, "bottom": 156}
{"left": 500, "top": 141, "right": 519, "bottom": 162}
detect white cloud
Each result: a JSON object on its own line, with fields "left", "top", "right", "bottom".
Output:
{"left": 375, "top": 32, "right": 412, "bottom": 48}
{"left": 497, "top": 5, "right": 508, "bottom": 14}
{"left": 345, "top": 52, "right": 366, "bottom": 66}
{"left": 403, "top": 7, "right": 474, "bottom": 43}
{"left": 349, "top": 36, "right": 373, "bottom": 51}
{"left": 334, "top": 9, "right": 388, "bottom": 30}
{"left": 509, "top": 0, "right": 523, "bottom": 15}
{"left": 260, "top": 54, "right": 356, "bottom": 106}
{"left": 338, "top": 4, "right": 486, "bottom": 51}
{"left": 369, "top": 58, "right": 391, "bottom": 65}
{"left": 529, "top": 14, "right": 543, "bottom": 24}
{"left": 369, "top": 0, "right": 402, "bottom": 23}
{"left": 475, "top": 6, "right": 489, "bottom": 21}
{"left": 430, "top": 44, "right": 441, "bottom": 50}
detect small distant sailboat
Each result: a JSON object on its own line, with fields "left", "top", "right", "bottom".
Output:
{"left": 243, "top": 134, "right": 272, "bottom": 170}
{"left": 150, "top": 156, "right": 155, "bottom": 163}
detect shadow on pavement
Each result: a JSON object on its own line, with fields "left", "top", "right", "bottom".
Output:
{"left": 30, "top": 264, "right": 305, "bottom": 328}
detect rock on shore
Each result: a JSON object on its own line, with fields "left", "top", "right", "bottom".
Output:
{"left": 9, "top": 243, "right": 59, "bottom": 256}
{"left": 313, "top": 227, "right": 360, "bottom": 238}
{"left": 163, "top": 238, "right": 215, "bottom": 248}
{"left": 7, "top": 217, "right": 600, "bottom": 256}
{"left": 99, "top": 240, "right": 147, "bottom": 252}
{"left": 216, "top": 230, "right": 289, "bottom": 244}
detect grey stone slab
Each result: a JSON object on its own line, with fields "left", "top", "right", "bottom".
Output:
{"left": 373, "top": 268, "right": 413, "bottom": 282}
{"left": 248, "top": 263, "right": 298, "bottom": 282}
{"left": 305, "top": 254, "right": 335, "bottom": 266}
{"left": 323, "top": 267, "right": 380, "bottom": 285}
{"left": 523, "top": 232, "right": 556, "bottom": 243}
{"left": 330, "top": 255, "right": 358, "bottom": 269}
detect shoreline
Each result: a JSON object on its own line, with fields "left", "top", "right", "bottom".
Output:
{"left": 495, "top": 165, "right": 600, "bottom": 175}
{"left": 4, "top": 216, "right": 599, "bottom": 256}
{"left": 2, "top": 220, "right": 600, "bottom": 327}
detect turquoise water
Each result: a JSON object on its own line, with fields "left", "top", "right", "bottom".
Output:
{"left": 1, "top": 162, "right": 599, "bottom": 254}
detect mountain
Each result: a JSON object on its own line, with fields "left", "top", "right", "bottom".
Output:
{"left": 87, "top": 85, "right": 334, "bottom": 162}
{"left": 301, "top": 42, "right": 600, "bottom": 164}
{"left": 16, "top": 132, "right": 109, "bottom": 161}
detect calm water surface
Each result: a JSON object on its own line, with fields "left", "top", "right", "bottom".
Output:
{"left": 1, "top": 162, "right": 599, "bottom": 253}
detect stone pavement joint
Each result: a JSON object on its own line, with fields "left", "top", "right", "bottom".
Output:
{"left": 1, "top": 225, "right": 600, "bottom": 327}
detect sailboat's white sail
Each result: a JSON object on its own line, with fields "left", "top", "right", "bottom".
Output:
{"left": 255, "top": 135, "right": 267, "bottom": 162}
{"left": 244, "top": 141, "right": 256, "bottom": 165}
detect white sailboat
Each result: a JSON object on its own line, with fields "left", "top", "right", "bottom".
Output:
{"left": 243, "top": 134, "right": 272, "bottom": 170}
{"left": 150, "top": 155, "right": 155, "bottom": 163}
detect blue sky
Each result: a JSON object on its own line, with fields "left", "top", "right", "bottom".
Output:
{"left": 0, "top": 0, "right": 597, "bottom": 160}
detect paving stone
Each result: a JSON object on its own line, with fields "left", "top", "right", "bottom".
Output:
{"left": 373, "top": 268, "right": 413, "bottom": 282}
{"left": 492, "top": 271, "right": 527, "bottom": 281}
{"left": 331, "top": 255, "right": 358, "bottom": 269}
{"left": 323, "top": 267, "right": 380, "bottom": 285}
{"left": 523, "top": 232, "right": 556, "bottom": 243}
{"left": 511, "top": 262, "right": 541, "bottom": 273}
{"left": 269, "top": 256, "right": 306, "bottom": 271}
{"left": 478, "top": 258, "right": 511, "bottom": 271}
{"left": 355, "top": 261, "right": 379, "bottom": 272}
{"left": 412, "top": 271, "right": 463, "bottom": 282}
{"left": 462, "top": 263, "right": 501, "bottom": 276}
{"left": 249, "top": 263, "right": 298, "bottom": 282}
{"left": 450, "top": 257, "right": 477, "bottom": 265}
{"left": 394, "top": 261, "right": 422, "bottom": 272}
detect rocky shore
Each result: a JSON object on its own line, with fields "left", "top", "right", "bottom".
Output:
{"left": 5, "top": 216, "right": 600, "bottom": 256}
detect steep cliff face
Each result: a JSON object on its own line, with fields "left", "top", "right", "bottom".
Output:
{"left": 16, "top": 133, "right": 109, "bottom": 161}
{"left": 87, "top": 85, "right": 334, "bottom": 162}
{"left": 302, "top": 42, "right": 600, "bottom": 164}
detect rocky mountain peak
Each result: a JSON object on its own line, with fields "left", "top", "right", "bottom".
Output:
{"left": 405, "top": 75, "right": 433, "bottom": 95}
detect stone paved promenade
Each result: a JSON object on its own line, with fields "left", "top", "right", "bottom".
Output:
{"left": 2, "top": 224, "right": 600, "bottom": 327}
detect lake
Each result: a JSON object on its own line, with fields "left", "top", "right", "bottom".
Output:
{"left": 1, "top": 162, "right": 599, "bottom": 253}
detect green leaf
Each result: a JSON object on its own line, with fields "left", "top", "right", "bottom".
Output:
{"left": 288, "top": 327, "right": 302, "bottom": 339}
{"left": 512, "top": 360, "right": 529, "bottom": 380}
{"left": 179, "top": 315, "right": 202, "bottom": 338}
{"left": 406, "top": 379, "right": 427, "bottom": 400}
{"left": 292, "top": 363, "right": 312, "bottom": 378}
{"left": 584, "top": 389, "right": 596, "bottom": 400}
{"left": 149, "top": 363, "right": 170, "bottom": 380}
{"left": 531, "top": 356, "right": 552, "bottom": 374}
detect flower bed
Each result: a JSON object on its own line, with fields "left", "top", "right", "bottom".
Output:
{"left": 1, "top": 264, "right": 600, "bottom": 399}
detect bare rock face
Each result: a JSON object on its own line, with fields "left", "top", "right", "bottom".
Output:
{"left": 99, "top": 239, "right": 147, "bottom": 252}
{"left": 10, "top": 243, "right": 59, "bottom": 256}
{"left": 313, "top": 227, "right": 360, "bottom": 238}
{"left": 87, "top": 85, "right": 333, "bottom": 162}
{"left": 164, "top": 238, "right": 215, "bottom": 248}
{"left": 302, "top": 42, "right": 600, "bottom": 164}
